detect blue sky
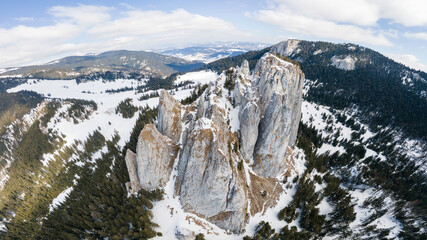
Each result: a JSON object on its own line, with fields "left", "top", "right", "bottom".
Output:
{"left": 0, "top": 0, "right": 426, "bottom": 71}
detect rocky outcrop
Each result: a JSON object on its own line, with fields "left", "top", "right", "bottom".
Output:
{"left": 239, "top": 101, "right": 260, "bottom": 161}
{"left": 177, "top": 96, "right": 248, "bottom": 233}
{"left": 270, "top": 39, "right": 301, "bottom": 57}
{"left": 125, "top": 149, "right": 139, "bottom": 194}
{"left": 252, "top": 53, "right": 304, "bottom": 177}
{"left": 125, "top": 124, "right": 178, "bottom": 192}
{"left": 125, "top": 51, "right": 304, "bottom": 233}
{"left": 157, "top": 90, "right": 182, "bottom": 143}
{"left": 331, "top": 55, "right": 356, "bottom": 70}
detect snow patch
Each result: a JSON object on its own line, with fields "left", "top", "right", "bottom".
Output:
{"left": 48, "top": 187, "right": 73, "bottom": 213}
{"left": 331, "top": 55, "right": 356, "bottom": 70}
{"left": 175, "top": 70, "right": 218, "bottom": 85}
{"left": 313, "top": 49, "right": 323, "bottom": 55}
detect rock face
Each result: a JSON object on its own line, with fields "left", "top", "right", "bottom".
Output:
{"left": 270, "top": 39, "right": 301, "bottom": 57}
{"left": 331, "top": 55, "right": 356, "bottom": 70}
{"left": 157, "top": 89, "right": 182, "bottom": 143}
{"left": 125, "top": 123, "right": 178, "bottom": 192}
{"left": 125, "top": 52, "right": 304, "bottom": 233}
{"left": 239, "top": 101, "right": 260, "bottom": 161}
{"left": 252, "top": 53, "right": 304, "bottom": 177}
{"left": 125, "top": 149, "right": 139, "bottom": 194}
{"left": 177, "top": 97, "right": 248, "bottom": 233}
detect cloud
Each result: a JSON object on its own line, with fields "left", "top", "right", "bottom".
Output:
{"left": 15, "top": 17, "right": 34, "bottom": 22}
{"left": 250, "top": 0, "right": 427, "bottom": 46}
{"left": 250, "top": 8, "right": 392, "bottom": 46}
{"left": 387, "top": 53, "right": 427, "bottom": 72}
{"left": 0, "top": 5, "right": 249, "bottom": 68}
{"left": 264, "top": 0, "right": 427, "bottom": 27}
{"left": 404, "top": 32, "right": 427, "bottom": 41}
{"left": 49, "top": 4, "right": 113, "bottom": 26}
{"left": 378, "top": 0, "right": 427, "bottom": 27}
{"left": 265, "top": 0, "right": 380, "bottom": 27}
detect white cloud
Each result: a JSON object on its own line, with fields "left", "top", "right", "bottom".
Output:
{"left": 379, "top": 0, "right": 427, "bottom": 27}
{"left": 49, "top": 4, "right": 113, "bottom": 26}
{"left": 15, "top": 17, "right": 34, "bottom": 22}
{"left": 265, "top": 0, "right": 427, "bottom": 27}
{"left": 387, "top": 53, "right": 427, "bottom": 72}
{"left": 404, "top": 32, "right": 427, "bottom": 41}
{"left": 267, "top": 0, "right": 380, "bottom": 27}
{"left": 251, "top": 0, "right": 427, "bottom": 46}
{"left": 0, "top": 5, "right": 249, "bottom": 68}
{"left": 250, "top": 8, "right": 392, "bottom": 46}
{"left": 89, "top": 9, "right": 244, "bottom": 40}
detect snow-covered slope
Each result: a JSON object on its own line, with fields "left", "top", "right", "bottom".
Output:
{"left": 1, "top": 71, "right": 217, "bottom": 219}
{"left": 7, "top": 71, "right": 217, "bottom": 148}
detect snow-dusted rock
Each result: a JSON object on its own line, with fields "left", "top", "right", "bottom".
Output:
{"left": 270, "top": 39, "right": 300, "bottom": 57}
{"left": 126, "top": 124, "right": 178, "bottom": 191}
{"left": 177, "top": 118, "right": 247, "bottom": 233}
{"left": 125, "top": 51, "right": 304, "bottom": 233}
{"left": 157, "top": 89, "right": 182, "bottom": 143}
{"left": 331, "top": 55, "right": 356, "bottom": 70}
{"left": 252, "top": 53, "right": 304, "bottom": 177}
{"left": 176, "top": 86, "right": 249, "bottom": 233}
{"left": 240, "top": 59, "right": 250, "bottom": 76}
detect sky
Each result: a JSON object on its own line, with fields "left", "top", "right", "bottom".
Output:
{"left": 0, "top": 0, "right": 426, "bottom": 72}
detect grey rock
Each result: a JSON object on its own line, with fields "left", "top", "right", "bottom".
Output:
{"left": 240, "top": 59, "right": 250, "bottom": 76}
{"left": 252, "top": 53, "right": 305, "bottom": 178}
{"left": 125, "top": 149, "right": 139, "bottom": 194}
{"left": 136, "top": 124, "right": 178, "bottom": 190}
{"left": 177, "top": 104, "right": 248, "bottom": 234}
{"left": 157, "top": 89, "right": 182, "bottom": 143}
{"left": 270, "top": 39, "right": 301, "bottom": 57}
{"left": 239, "top": 101, "right": 260, "bottom": 161}
{"left": 125, "top": 50, "right": 304, "bottom": 233}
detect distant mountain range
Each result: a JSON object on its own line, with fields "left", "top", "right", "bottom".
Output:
{"left": 157, "top": 42, "right": 270, "bottom": 63}
{"left": 0, "top": 42, "right": 269, "bottom": 80}
{"left": 0, "top": 50, "right": 203, "bottom": 79}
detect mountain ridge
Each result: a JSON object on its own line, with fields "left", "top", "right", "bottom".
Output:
{"left": 0, "top": 50, "right": 204, "bottom": 79}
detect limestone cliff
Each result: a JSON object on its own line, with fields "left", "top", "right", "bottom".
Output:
{"left": 125, "top": 52, "right": 304, "bottom": 233}
{"left": 126, "top": 124, "right": 178, "bottom": 192}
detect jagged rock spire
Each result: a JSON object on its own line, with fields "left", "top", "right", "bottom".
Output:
{"left": 125, "top": 53, "right": 304, "bottom": 233}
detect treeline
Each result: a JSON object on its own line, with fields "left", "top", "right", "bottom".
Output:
{"left": 61, "top": 99, "right": 97, "bottom": 123}
{"left": 75, "top": 71, "right": 148, "bottom": 83}
{"left": 299, "top": 113, "right": 427, "bottom": 239}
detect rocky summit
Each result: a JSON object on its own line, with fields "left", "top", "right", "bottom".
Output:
{"left": 125, "top": 52, "right": 304, "bottom": 233}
